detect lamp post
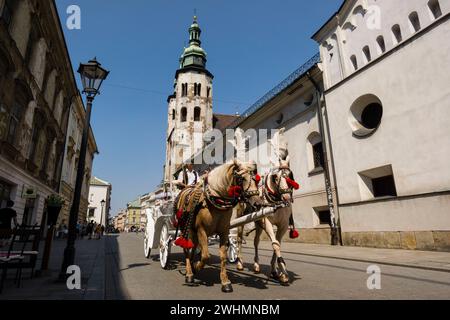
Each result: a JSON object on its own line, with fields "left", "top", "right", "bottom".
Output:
{"left": 100, "top": 199, "right": 105, "bottom": 229}
{"left": 60, "top": 58, "right": 109, "bottom": 278}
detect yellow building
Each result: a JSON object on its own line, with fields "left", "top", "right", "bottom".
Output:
{"left": 125, "top": 199, "right": 141, "bottom": 232}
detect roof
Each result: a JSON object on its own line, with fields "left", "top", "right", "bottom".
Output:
{"left": 127, "top": 198, "right": 141, "bottom": 208}
{"left": 90, "top": 176, "right": 111, "bottom": 186}
{"left": 213, "top": 113, "right": 240, "bottom": 131}
{"left": 311, "top": 0, "right": 348, "bottom": 40}
{"left": 227, "top": 53, "right": 321, "bottom": 129}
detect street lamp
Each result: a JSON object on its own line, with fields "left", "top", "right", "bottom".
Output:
{"left": 60, "top": 58, "right": 109, "bottom": 279}
{"left": 100, "top": 199, "right": 106, "bottom": 229}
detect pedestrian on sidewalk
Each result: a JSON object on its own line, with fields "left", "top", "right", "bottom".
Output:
{"left": 95, "top": 224, "right": 102, "bottom": 240}
{"left": 0, "top": 200, "right": 18, "bottom": 248}
{"left": 86, "top": 220, "right": 94, "bottom": 240}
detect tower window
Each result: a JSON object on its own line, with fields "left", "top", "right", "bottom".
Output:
{"left": 376, "top": 36, "right": 386, "bottom": 54}
{"left": 409, "top": 12, "right": 421, "bottom": 32}
{"left": 207, "top": 87, "right": 211, "bottom": 98}
{"left": 194, "top": 83, "right": 201, "bottom": 96}
{"left": 171, "top": 109, "right": 175, "bottom": 120}
{"left": 194, "top": 107, "right": 201, "bottom": 121}
{"left": 392, "top": 25, "right": 402, "bottom": 44}
{"left": 428, "top": 0, "right": 442, "bottom": 19}
{"left": 181, "top": 83, "right": 188, "bottom": 97}
{"left": 181, "top": 107, "right": 187, "bottom": 122}
{"left": 362, "top": 46, "right": 371, "bottom": 63}
{"left": 350, "top": 55, "right": 358, "bottom": 71}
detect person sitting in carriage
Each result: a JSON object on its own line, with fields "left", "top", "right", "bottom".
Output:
{"left": 174, "top": 163, "right": 199, "bottom": 190}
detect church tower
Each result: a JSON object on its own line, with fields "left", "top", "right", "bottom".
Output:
{"left": 164, "top": 16, "right": 214, "bottom": 182}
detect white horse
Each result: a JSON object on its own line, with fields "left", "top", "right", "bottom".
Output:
{"left": 235, "top": 157, "right": 299, "bottom": 285}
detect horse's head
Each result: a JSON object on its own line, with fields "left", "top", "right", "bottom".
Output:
{"left": 267, "top": 158, "right": 299, "bottom": 203}
{"left": 231, "top": 160, "right": 263, "bottom": 210}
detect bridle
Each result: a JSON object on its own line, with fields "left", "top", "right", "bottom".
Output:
{"left": 264, "top": 167, "right": 297, "bottom": 204}
{"left": 205, "top": 167, "right": 261, "bottom": 210}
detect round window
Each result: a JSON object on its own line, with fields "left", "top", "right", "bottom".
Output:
{"left": 348, "top": 94, "right": 383, "bottom": 137}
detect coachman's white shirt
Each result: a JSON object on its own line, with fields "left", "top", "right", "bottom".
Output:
{"left": 177, "top": 170, "right": 199, "bottom": 186}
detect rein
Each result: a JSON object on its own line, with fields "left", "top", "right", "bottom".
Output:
{"left": 204, "top": 167, "right": 260, "bottom": 211}
{"left": 263, "top": 168, "right": 299, "bottom": 204}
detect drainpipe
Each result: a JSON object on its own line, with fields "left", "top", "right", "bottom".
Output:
{"left": 307, "top": 71, "right": 342, "bottom": 246}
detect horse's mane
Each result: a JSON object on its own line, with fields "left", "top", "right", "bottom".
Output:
{"left": 206, "top": 160, "right": 257, "bottom": 198}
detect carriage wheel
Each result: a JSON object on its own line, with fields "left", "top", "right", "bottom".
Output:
{"left": 144, "top": 228, "right": 151, "bottom": 259}
{"left": 159, "top": 223, "right": 171, "bottom": 269}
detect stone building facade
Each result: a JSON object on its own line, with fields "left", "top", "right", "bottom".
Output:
{"left": 86, "top": 177, "right": 112, "bottom": 227}
{"left": 312, "top": 0, "right": 450, "bottom": 250}
{"left": 59, "top": 94, "right": 98, "bottom": 226}
{"left": 125, "top": 199, "right": 141, "bottom": 232}
{"left": 0, "top": 0, "right": 96, "bottom": 226}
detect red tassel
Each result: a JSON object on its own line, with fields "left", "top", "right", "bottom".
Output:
{"left": 228, "top": 186, "right": 242, "bottom": 197}
{"left": 255, "top": 174, "right": 261, "bottom": 185}
{"left": 285, "top": 177, "right": 300, "bottom": 190}
{"left": 185, "top": 239, "right": 194, "bottom": 249}
{"left": 290, "top": 229, "right": 299, "bottom": 239}
{"left": 174, "top": 237, "right": 195, "bottom": 249}
{"left": 176, "top": 208, "right": 183, "bottom": 220}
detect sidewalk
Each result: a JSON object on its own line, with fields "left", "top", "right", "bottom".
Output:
{"left": 0, "top": 236, "right": 105, "bottom": 300}
{"left": 248, "top": 241, "right": 450, "bottom": 273}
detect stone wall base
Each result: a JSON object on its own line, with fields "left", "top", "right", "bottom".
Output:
{"left": 342, "top": 231, "right": 450, "bottom": 252}
{"left": 244, "top": 227, "right": 450, "bottom": 252}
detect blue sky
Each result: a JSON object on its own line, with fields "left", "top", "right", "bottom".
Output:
{"left": 55, "top": 0, "right": 341, "bottom": 215}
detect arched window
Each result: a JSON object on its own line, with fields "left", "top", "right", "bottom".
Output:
{"left": 194, "top": 107, "right": 201, "bottom": 121}
{"left": 409, "top": 12, "right": 421, "bottom": 32}
{"left": 207, "top": 87, "right": 211, "bottom": 98}
{"left": 181, "top": 83, "right": 188, "bottom": 97}
{"left": 307, "top": 132, "right": 324, "bottom": 173}
{"left": 350, "top": 55, "right": 358, "bottom": 71}
{"left": 362, "top": 46, "right": 371, "bottom": 63}
{"left": 171, "top": 109, "right": 175, "bottom": 120}
{"left": 7, "top": 81, "right": 30, "bottom": 145}
{"left": 392, "top": 25, "right": 402, "bottom": 44}
{"left": 376, "top": 36, "right": 386, "bottom": 54}
{"left": 181, "top": 107, "right": 187, "bottom": 122}
{"left": 428, "top": 0, "right": 442, "bottom": 19}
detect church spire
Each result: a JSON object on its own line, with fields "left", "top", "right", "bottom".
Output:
{"left": 180, "top": 16, "right": 207, "bottom": 69}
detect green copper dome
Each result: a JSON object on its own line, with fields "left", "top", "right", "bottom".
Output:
{"left": 180, "top": 16, "right": 207, "bottom": 69}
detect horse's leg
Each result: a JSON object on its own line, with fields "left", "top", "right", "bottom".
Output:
{"left": 184, "top": 248, "right": 195, "bottom": 284}
{"left": 194, "top": 227, "right": 209, "bottom": 273}
{"left": 236, "top": 225, "right": 244, "bottom": 271}
{"left": 275, "top": 224, "right": 290, "bottom": 285}
{"left": 260, "top": 218, "right": 281, "bottom": 279}
{"left": 219, "top": 233, "right": 233, "bottom": 293}
{"left": 253, "top": 223, "right": 263, "bottom": 274}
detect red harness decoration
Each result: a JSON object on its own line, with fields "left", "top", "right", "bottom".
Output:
{"left": 285, "top": 177, "right": 300, "bottom": 190}
{"left": 174, "top": 237, "right": 194, "bottom": 249}
{"left": 255, "top": 174, "right": 261, "bottom": 185}
{"left": 227, "top": 185, "right": 242, "bottom": 198}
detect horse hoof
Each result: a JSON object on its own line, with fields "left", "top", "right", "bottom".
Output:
{"left": 185, "top": 275, "right": 194, "bottom": 284}
{"left": 279, "top": 275, "right": 290, "bottom": 286}
{"left": 253, "top": 264, "right": 260, "bottom": 274}
{"left": 237, "top": 262, "right": 244, "bottom": 271}
{"left": 221, "top": 283, "right": 233, "bottom": 293}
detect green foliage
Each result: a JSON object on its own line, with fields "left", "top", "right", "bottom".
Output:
{"left": 47, "top": 194, "right": 65, "bottom": 207}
